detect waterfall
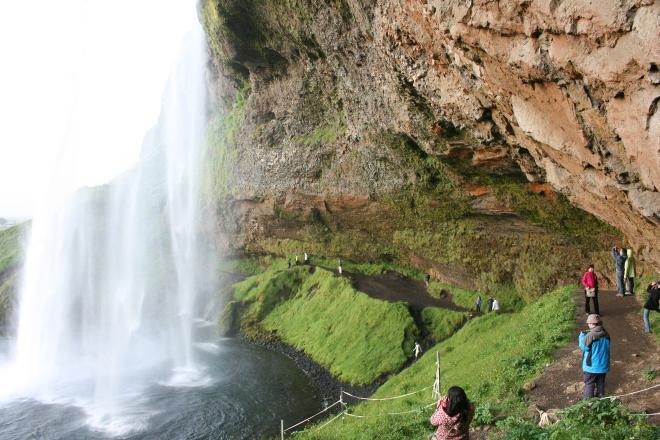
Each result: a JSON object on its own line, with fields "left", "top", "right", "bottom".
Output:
{"left": 0, "top": 11, "right": 212, "bottom": 436}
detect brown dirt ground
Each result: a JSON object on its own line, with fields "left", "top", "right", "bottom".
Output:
{"left": 528, "top": 288, "right": 660, "bottom": 417}
{"left": 347, "top": 271, "right": 468, "bottom": 312}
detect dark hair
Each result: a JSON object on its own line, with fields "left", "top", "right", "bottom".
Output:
{"left": 588, "top": 264, "right": 594, "bottom": 269}
{"left": 445, "top": 386, "right": 470, "bottom": 421}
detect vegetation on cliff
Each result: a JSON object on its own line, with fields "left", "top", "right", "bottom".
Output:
{"left": 224, "top": 260, "right": 417, "bottom": 384}
{"left": 0, "top": 224, "right": 26, "bottom": 329}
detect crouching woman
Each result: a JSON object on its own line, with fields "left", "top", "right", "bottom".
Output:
{"left": 429, "top": 386, "right": 474, "bottom": 440}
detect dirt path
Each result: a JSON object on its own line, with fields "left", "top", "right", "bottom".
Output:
{"left": 528, "top": 289, "right": 660, "bottom": 415}
{"left": 347, "top": 271, "right": 468, "bottom": 313}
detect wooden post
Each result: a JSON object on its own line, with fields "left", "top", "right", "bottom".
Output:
{"left": 281, "top": 419, "right": 284, "bottom": 440}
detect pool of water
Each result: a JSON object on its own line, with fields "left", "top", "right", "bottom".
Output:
{"left": 0, "top": 338, "right": 321, "bottom": 439}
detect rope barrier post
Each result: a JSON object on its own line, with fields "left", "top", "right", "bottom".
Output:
{"left": 433, "top": 352, "right": 439, "bottom": 399}
{"left": 281, "top": 420, "right": 284, "bottom": 440}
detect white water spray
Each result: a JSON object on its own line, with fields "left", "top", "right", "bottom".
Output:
{"left": 0, "top": 10, "right": 212, "bottom": 436}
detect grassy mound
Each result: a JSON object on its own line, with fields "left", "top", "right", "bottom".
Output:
{"left": 421, "top": 307, "right": 468, "bottom": 342}
{"left": 293, "top": 286, "right": 576, "bottom": 438}
{"left": 226, "top": 260, "right": 417, "bottom": 384}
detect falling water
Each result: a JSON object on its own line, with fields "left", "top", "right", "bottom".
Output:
{"left": 0, "top": 14, "right": 212, "bottom": 436}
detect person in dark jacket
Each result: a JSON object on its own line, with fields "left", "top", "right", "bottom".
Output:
{"left": 487, "top": 297, "right": 494, "bottom": 312}
{"left": 579, "top": 314, "right": 610, "bottom": 399}
{"left": 581, "top": 264, "right": 599, "bottom": 315}
{"left": 611, "top": 247, "right": 627, "bottom": 296}
{"left": 643, "top": 281, "right": 660, "bottom": 334}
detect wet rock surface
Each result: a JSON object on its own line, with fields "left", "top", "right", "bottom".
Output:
{"left": 201, "top": 0, "right": 659, "bottom": 270}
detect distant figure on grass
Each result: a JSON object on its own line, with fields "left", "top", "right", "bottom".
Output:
{"left": 287, "top": 259, "right": 292, "bottom": 269}
{"left": 579, "top": 314, "right": 610, "bottom": 399}
{"left": 611, "top": 246, "right": 627, "bottom": 297}
{"left": 425, "top": 273, "right": 431, "bottom": 288}
{"left": 303, "top": 252, "right": 309, "bottom": 264}
{"left": 475, "top": 296, "right": 482, "bottom": 313}
{"left": 487, "top": 297, "right": 494, "bottom": 312}
{"left": 643, "top": 280, "right": 660, "bottom": 334}
{"left": 581, "top": 264, "right": 600, "bottom": 315}
{"left": 338, "top": 264, "right": 343, "bottom": 275}
{"left": 491, "top": 299, "right": 499, "bottom": 313}
{"left": 624, "top": 248, "right": 636, "bottom": 295}
{"left": 413, "top": 342, "right": 422, "bottom": 360}
{"left": 429, "top": 386, "right": 474, "bottom": 440}
{"left": 295, "top": 255, "right": 299, "bottom": 265}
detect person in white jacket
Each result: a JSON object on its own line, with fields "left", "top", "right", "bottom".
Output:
{"left": 492, "top": 299, "right": 500, "bottom": 312}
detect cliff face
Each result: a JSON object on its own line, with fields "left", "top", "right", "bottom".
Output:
{"left": 200, "top": 0, "right": 658, "bottom": 277}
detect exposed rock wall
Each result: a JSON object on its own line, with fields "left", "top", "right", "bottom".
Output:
{"left": 200, "top": 0, "right": 659, "bottom": 271}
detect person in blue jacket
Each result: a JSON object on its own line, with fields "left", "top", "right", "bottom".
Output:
{"left": 611, "top": 246, "right": 627, "bottom": 296}
{"left": 579, "top": 314, "right": 611, "bottom": 399}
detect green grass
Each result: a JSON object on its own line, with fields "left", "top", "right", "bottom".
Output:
{"left": 228, "top": 262, "right": 417, "bottom": 384}
{"left": 421, "top": 307, "right": 469, "bottom": 342}
{"left": 497, "top": 398, "right": 659, "bottom": 439}
{"left": 428, "top": 280, "right": 523, "bottom": 312}
{"left": 293, "top": 286, "right": 576, "bottom": 438}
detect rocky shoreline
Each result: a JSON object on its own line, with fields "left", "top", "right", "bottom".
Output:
{"left": 239, "top": 330, "right": 386, "bottom": 407}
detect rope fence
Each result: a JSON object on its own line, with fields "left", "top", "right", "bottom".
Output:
{"left": 278, "top": 350, "right": 659, "bottom": 437}
{"left": 600, "top": 383, "right": 660, "bottom": 400}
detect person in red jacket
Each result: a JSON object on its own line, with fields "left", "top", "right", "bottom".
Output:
{"left": 581, "top": 264, "right": 599, "bottom": 315}
{"left": 429, "top": 386, "right": 475, "bottom": 440}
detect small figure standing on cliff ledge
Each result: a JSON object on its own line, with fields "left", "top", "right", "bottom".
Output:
{"left": 581, "top": 264, "right": 599, "bottom": 315}
{"left": 492, "top": 298, "right": 500, "bottom": 313}
{"left": 611, "top": 246, "right": 627, "bottom": 297}
{"left": 624, "top": 248, "right": 636, "bottom": 295}
{"left": 303, "top": 252, "right": 309, "bottom": 264}
{"left": 413, "top": 342, "right": 422, "bottom": 360}
{"left": 475, "top": 296, "right": 482, "bottom": 313}
{"left": 424, "top": 273, "right": 431, "bottom": 288}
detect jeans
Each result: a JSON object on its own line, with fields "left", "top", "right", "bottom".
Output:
{"left": 615, "top": 272, "right": 625, "bottom": 295}
{"left": 644, "top": 308, "right": 651, "bottom": 333}
{"left": 585, "top": 295, "right": 600, "bottom": 315}
{"left": 583, "top": 372, "right": 606, "bottom": 399}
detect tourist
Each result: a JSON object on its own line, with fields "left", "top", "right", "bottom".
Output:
{"left": 429, "top": 386, "right": 474, "bottom": 440}
{"left": 338, "top": 264, "right": 343, "bottom": 275}
{"left": 492, "top": 298, "right": 500, "bottom": 313}
{"left": 611, "top": 246, "right": 627, "bottom": 297}
{"left": 487, "top": 297, "right": 494, "bottom": 312}
{"left": 624, "top": 248, "right": 636, "bottom": 295}
{"left": 287, "top": 259, "right": 292, "bottom": 269}
{"left": 413, "top": 342, "right": 422, "bottom": 360}
{"left": 581, "top": 264, "right": 599, "bottom": 315}
{"left": 304, "top": 252, "right": 309, "bottom": 264}
{"left": 295, "top": 255, "right": 299, "bottom": 265}
{"left": 578, "top": 314, "right": 610, "bottom": 399}
{"left": 425, "top": 273, "right": 431, "bottom": 287}
{"left": 475, "top": 296, "right": 482, "bottom": 313}
{"left": 643, "top": 281, "right": 660, "bottom": 333}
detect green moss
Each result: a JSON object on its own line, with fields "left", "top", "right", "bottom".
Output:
{"left": 294, "top": 286, "right": 576, "bottom": 438}
{"left": 293, "top": 112, "right": 346, "bottom": 146}
{"left": 228, "top": 262, "right": 417, "bottom": 384}
{"left": 421, "top": 307, "right": 469, "bottom": 342}
{"left": 205, "top": 80, "right": 250, "bottom": 199}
